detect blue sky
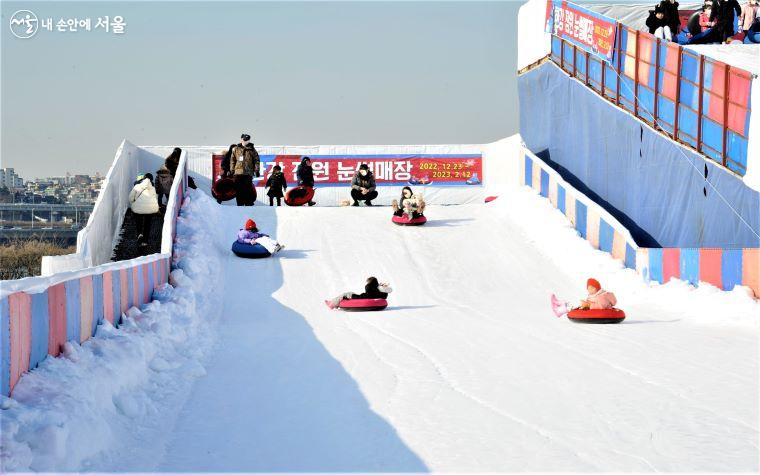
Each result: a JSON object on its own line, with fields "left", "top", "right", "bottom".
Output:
{"left": 2, "top": 1, "right": 520, "bottom": 178}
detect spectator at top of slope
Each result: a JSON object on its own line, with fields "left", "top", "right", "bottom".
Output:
{"left": 710, "top": 0, "right": 742, "bottom": 42}
{"left": 646, "top": 4, "right": 674, "bottom": 40}
{"left": 740, "top": 0, "right": 759, "bottom": 36}
{"left": 350, "top": 164, "right": 378, "bottom": 206}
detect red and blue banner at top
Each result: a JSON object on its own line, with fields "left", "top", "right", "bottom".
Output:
{"left": 545, "top": 0, "right": 618, "bottom": 62}
{"left": 213, "top": 154, "right": 483, "bottom": 187}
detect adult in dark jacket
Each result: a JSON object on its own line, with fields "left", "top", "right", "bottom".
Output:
{"left": 350, "top": 163, "right": 379, "bottom": 206}
{"left": 646, "top": 4, "right": 673, "bottom": 39}
{"left": 163, "top": 147, "right": 196, "bottom": 190}
{"left": 222, "top": 133, "right": 259, "bottom": 206}
{"left": 660, "top": 0, "right": 681, "bottom": 35}
{"left": 710, "top": 0, "right": 741, "bottom": 41}
{"left": 325, "top": 277, "right": 393, "bottom": 309}
{"left": 295, "top": 156, "right": 316, "bottom": 206}
{"left": 265, "top": 165, "right": 287, "bottom": 206}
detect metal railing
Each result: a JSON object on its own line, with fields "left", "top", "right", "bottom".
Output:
{"left": 550, "top": 26, "right": 753, "bottom": 176}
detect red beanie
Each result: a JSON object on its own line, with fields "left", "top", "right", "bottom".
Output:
{"left": 245, "top": 219, "right": 256, "bottom": 231}
{"left": 587, "top": 278, "right": 601, "bottom": 290}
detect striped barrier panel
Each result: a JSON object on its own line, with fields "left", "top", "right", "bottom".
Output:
{"left": 0, "top": 256, "right": 171, "bottom": 396}
{"left": 521, "top": 148, "right": 760, "bottom": 297}
{"left": 550, "top": 22, "right": 752, "bottom": 176}
{"left": 521, "top": 149, "right": 639, "bottom": 270}
{"left": 0, "top": 149, "right": 187, "bottom": 397}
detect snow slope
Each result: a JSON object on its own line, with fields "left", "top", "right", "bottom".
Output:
{"left": 3, "top": 188, "right": 758, "bottom": 472}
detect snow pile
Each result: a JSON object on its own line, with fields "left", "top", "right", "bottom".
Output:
{"left": 0, "top": 189, "right": 224, "bottom": 472}
{"left": 491, "top": 186, "right": 760, "bottom": 328}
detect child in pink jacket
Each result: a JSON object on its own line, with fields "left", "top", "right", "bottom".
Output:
{"left": 551, "top": 278, "right": 617, "bottom": 317}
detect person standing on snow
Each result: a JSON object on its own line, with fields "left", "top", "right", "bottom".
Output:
{"left": 222, "top": 133, "right": 260, "bottom": 206}
{"left": 129, "top": 173, "right": 160, "bottom": 251}
{"left": 295, "top": 156, "right": 317, "bottom": 206}
{"left": 350, "top": 163, "right": 379, "bottom": 206}
{"left": 265, "top": 165, "right": 287, "bottom": 206}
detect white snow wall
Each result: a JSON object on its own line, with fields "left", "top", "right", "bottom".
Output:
{"left": 518, "top": 0, "right": 551, "bottom": 70}
{"left": 41, "top": 142, "right": 185, "bottom": 274}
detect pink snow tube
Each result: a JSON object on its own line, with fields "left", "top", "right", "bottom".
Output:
{"left": 567, "top": 308, "right": 626, "bottom": 324}
{"left": 392, "top": 214, "right": 427, "bottom": 226}
{"left": 338, "top": 298, "right": 388, "bottom": 311}
{"left": 285, "top": 186, "right": 315, "bottom": 206}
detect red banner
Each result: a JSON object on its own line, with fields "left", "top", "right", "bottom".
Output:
{"left": 545, "top": 0, "right": 617, "bottom": 61}
{"left": 212, "top": 154, "right": 483, "bottom": 187}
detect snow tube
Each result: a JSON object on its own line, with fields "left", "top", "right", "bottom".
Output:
{"left": 231, "top": 240, "right": 271, "bottom": 258}
{"left": 338, "top": 298, "right": 388, "bottom": 311}
{"left": 744, "top": 26, "right": 760, "bottom": 43}
{"left": 212, "top": 177, "right": 257, "bottom": 203}
{"left": 567, "top": 308, "right": 626, "bottom": 324}
{"left": 212, "top": 177, "right": 236, "bottom": 202}
{"left": 686, "top": 12, "right": 701, "bottom": 36}
{"left": 392, "top": 214, "right": 427, "bottom": 226}
{"left": 284, "top": 186, "right": 315, "bottom": 206}
{"left": 485, "top": 195, "right": 498, "bottom": 203}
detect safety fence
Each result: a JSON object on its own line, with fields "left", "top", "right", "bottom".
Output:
{"left": 0, "top": 146, "right": 188, "bottom": 396}
{"left": 550, "top": 26, "right": 753, "bottom": 176}
{"left": 521, "top": 147, "right": 759, "bottom": 298}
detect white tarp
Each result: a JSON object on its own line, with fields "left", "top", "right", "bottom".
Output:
{"left": 741, "top": 79, "right": 760, "bottom": 190}
{"left": 518, "top": 0, "right": 552, "bottom": 70}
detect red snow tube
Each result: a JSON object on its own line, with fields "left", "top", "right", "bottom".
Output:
{"left": 485, "top": 196, "right": 498, "bottom": 203}
{"left": 212, "top": 177, "right": 236, "bottom": 202}
{"left": 392, "top": 214, "right": 427, "bottom": 226}
{"left": 338, "top": 298, "right": 388, "bottom": 311}
{"left": 212, "top": 177, "right": 257, "bottom": 203}
{"left": 567, "top": 308, "right": 626, "bottom": 324}
{"left": 285, "top": 186, "right": 315, "bottom": 206}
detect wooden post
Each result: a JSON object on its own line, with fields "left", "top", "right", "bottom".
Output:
{"left": 560, "top": 39, "right": 565, "bottom": 70}
{"left": 673, "top": 46, "right": 683, "bottom": 141}
{"left": 697, "top": 55, "right": 705, "bottom": 153}
{"left": 585, "top": 51, "right": 590, "bottom": 87}
{"left": 634, "top": 30, "right": 640, "bottom": 117}
{"left": 654, "top": 37, "right": 660, "bottom": 129}
{"left": 615, "top": 24, "right": 623, "bottom": 107}
{"left": 722, "top": 65, "right": 730, "bottom": 167}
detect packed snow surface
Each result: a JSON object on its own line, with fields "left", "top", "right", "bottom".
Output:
{"left": 2, "top": 187, "right": 758, "bottom": 472}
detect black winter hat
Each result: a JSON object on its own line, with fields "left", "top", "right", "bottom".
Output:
{"left": 359, "top": 163, "right": 370, "bottom": 170}
{"left": 302, "top": 156, "right": 311, "bottom": 164}
{"left": 241, "top": 133, "right": 251, "bottom": 141}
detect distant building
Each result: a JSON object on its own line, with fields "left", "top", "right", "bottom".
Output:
{"left": 0, "top": 168, "right": 24, "bottom": 190}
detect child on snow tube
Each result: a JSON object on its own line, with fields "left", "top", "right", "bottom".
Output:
{"left": 551, "top": 278, "right": 617, "bottom": 317}
{"left": 325, "top": 276, "right": 393, "bottom": 309}
{"left": 392, "top": 187, "right": 425, "bottom": 219}
{"left": 236, "top": 218, "right": 285, "bottom": 254}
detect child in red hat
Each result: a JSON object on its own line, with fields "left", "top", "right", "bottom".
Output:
{"left": 236, "top": 218, "right": 284, "bottom": 254}
{"left": 551, "top": 278, "right": 617, "bottom": 317}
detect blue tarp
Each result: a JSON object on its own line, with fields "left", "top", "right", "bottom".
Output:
{"left": 519, "top": 62, "right": 759, "bottom": 248}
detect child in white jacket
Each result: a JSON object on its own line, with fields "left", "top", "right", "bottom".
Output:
{"left": 129, "top": 173, "right": 159, "bottom": 249}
